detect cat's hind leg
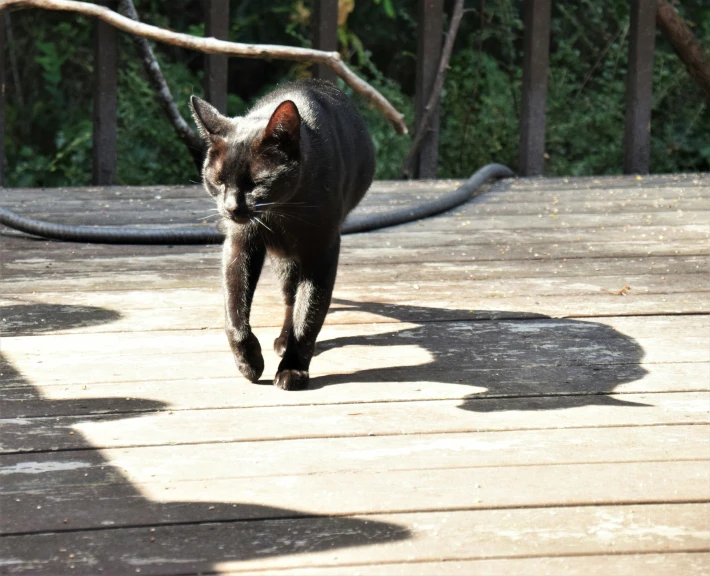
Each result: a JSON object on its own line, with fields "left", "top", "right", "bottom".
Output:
{"left": 272, "top": 259, "right": 299, "bottom": 357}
{"left": 223, "top": 236, "right": 266, "bottom": 382}
{"left": 274, "top": 238, "right": 340, "bottom": 390}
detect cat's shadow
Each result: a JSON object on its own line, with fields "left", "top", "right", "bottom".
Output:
{"left": 309, "top": 298, "right": 649, "bottom": 412}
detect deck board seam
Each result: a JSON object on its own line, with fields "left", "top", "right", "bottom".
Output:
{"left": 4, "top": 421, "right": 708, "bottom": 456}
{"left": 2, "top": 458, "right": 706, "bottom": 490}
{"left": 193, "top": 548, "right": 710, "bottom": 575}
{"left": 2, "top": 500, "right": 708, "bottom": 539}
{"left": 3, "top": 312, "right": 709, "bottom": 340}
{"left": 5, "top": 387, "right": 709, "bottom": 420}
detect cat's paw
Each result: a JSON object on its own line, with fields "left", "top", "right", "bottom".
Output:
{"left": 273, "top": 369, "right": 309, "bottom": 391}
{"left": 231, "top": 332, "right": 264, "bottom": 383}
{"left": 273, "top": 334, "right": 288, "bottom": 357}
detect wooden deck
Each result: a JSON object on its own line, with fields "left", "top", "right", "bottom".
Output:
{"left": 1, "top": 174, "right": 709, "bottom": 574}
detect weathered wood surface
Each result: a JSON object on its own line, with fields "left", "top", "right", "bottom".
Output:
{"left": 238, "top": 553, "right": 710, "bottom": 576}
{"left": 2, "top": 505, "right": 708, "bottom": 575}
{"left": 1, "top": 173, "right": 709, "bottom": 574}
{"left": 4, "top": 460, "right": 709, "bottom": 533}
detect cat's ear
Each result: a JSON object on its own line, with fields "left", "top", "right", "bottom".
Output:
{"left": 262, "top": 100, "right": 300, "bottom": 157}
{"left": 190, "top": 96, "right": 231, "bottom": 140}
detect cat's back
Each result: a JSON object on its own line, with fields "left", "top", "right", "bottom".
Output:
{"left": 250, "top": 80, "right": 375, "bottom": 215}
{"left": 249, "top": 79, "right": 358, "bottom": 131}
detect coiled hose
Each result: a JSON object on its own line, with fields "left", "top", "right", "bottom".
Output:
{"left": 0, "top": 163, "right": 514, "bottom": 244}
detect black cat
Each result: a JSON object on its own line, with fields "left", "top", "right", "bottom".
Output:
{"left": 190, "top": 79, "right": 375, "bottom": 390}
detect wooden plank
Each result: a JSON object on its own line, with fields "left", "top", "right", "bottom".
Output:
{"left": 1, "top": 504, "right": 707, "bottom": 574}
{"left": 8, "top": 270, "right": 710, "bottom": 323}
{"left": 2, "top": 392, "right": 708, "bottom": 453}
{"left": 2, "top": 192, "right": 709, "bottom": 218}
{"left": 519, "top": 0, "right": 551, "bottom": 176}
{"left": 3, "top": 460, "right": 709, "bottom": 534}
{"left": 5, "top": 362, "right": 708, "bottom": 418}
{"left": 0, "top": 253, "right": 706, "bottom": 293}
{"left": 204, "top": 0, "right": 229, "bottom": 114}
{"left": 624, "top": 0, "right": 657, "bottom": 175}
{"left": 0, "top": 175, "right": 706, "bottom": 218}
{"left": 3, "top": 231, "right": 707, "bottom": 279}
{"left": 3, "top": 211, "right": 706, "bottom": 256}
{"left": 3, "top": 192, "right": 710, "bottom": 224}
{"left": 507, "top": 173, "right": 708, "bottom": 191}
{"left": 415, "top": 0, "right": 443, "bottom": 178}
{"left": 91, "top": 0, "right": 118, "bottom": 185}
{"left": 3, "top": 425, "right": 706, "bottom": 492}
{"left": 1, "top": 174, "right": 708, "bottom": 205}
{"left": 0, "top": 16, "right": 5, "bottom": 187}
{"left": 243, "top": 553, "right": 710, "bottom": 576}
{"left": 311, "top": 0, "right": 338, "bottom": 82}
{"left": 2, "top": 314, "right": 707, "bottom": 384}
{"left": 2, "top": 279, "right": 709, "bottom": 338}
{"left": 2, "top": 255, "right": 706, "bottom": 295}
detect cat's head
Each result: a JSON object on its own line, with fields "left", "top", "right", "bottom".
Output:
{"left": 190, "top": 95, "right": 302, "bottom": 225}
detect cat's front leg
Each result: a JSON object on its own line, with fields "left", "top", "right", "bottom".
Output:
{"left": 274, "top": 239, "right": 340, "bottom": 390}
{"left": 223, "top": 236, "right": 266, "bottom": 382}
{"left": 272, "top": 259, "right": 299, "bottom": 357}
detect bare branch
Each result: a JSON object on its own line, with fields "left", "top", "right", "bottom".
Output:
{"left": 117, "top": 0, "right": 205, "bottom": 170}
{"left": 0, "top": 0, "right": 408, "bottom": 134}
{"left": 657, "top": 0, "right": 710, "bottom": 99}
{"left": 401, "top": 0, "right": 465, "bottom": 179}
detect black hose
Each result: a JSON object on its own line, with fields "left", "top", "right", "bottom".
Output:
{"left": 0, "top": 163, "right": 514, "bottom": 244}
{"left": 341, "top": 163, "right": 513, "bottom": 234}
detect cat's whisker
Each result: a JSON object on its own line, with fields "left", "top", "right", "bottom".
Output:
{"left": 264, "top": 210, "right": 317, "bottom": 227}
{"left": 197, "top": 213, "right": 220, "bottom": 220}
{"left": 255, "top": 202, "right": 318, "bottom": 209}
{"left": 254, "top": 216, "right": 274, "bottom": 233}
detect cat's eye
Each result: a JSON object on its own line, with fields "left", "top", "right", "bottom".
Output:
{"left": 240, "top": 176, "right": 256, "bottom": 194}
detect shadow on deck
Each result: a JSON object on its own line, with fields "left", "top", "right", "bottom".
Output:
{"left": 1, "top": 303, "right": 409, "bottom": 573}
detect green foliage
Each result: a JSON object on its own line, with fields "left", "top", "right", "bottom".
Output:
{"left": 3, "top": 0, "right": 709, "bottom": 187}
{"left": 115, "top": 50, "right": 202, "bottom": 185}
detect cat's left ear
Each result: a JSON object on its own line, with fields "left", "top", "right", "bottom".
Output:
{"left": 262, "top": 100, "right": 301, "bottom": 157}
{"left": 190, "top": 96, "right": 231, "bottom": 140}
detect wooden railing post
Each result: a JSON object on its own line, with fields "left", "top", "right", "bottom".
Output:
{"left": 0, "top": 15, "right": 5, "bottom": 187}
{"left": 519, "top": 0, "right": 551, "bottom": 177}
{"left": 204, "top": 0, "right": 229, "bottom": 114}
{"left": 624, "top": 0, "right": 657, "bottom": 175}
{"left": 92, "top": 0, "right": 118, "bottom": 185}
{"left": 312, "top": 0, "right": 338, "bottom": 83}
{"left": 415, "top": 0, "right": 443, "bottom": 179}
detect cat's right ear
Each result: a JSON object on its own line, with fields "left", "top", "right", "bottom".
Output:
{"left": 190, "top": 96, "right": 231, "bottom": 140}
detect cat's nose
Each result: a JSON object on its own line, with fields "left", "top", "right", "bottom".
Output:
{"left": 224, "top": 196, "right": 237, "bottom": 212}
{"left": 224, "top": 196, "right": 249, "bottom": 220}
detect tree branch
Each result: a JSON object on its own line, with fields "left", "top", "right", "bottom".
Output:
{"left": 400, "top": 0, "right": 465, "bottom": 179}
{"left": 656, "top": 0, "right": 710, "bottom": 99}
{"left": 117, "top": 0, "right": 205, "bottom": 170}
{"left": 0, "top": 0, "right": 408, "bottom": 134}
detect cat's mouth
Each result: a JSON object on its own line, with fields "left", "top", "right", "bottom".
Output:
{"left": 221, "top": 208, "right": 252, "bottom": 224}
{"left": 228, "top": 213, "right": 251, "bottom": 224}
